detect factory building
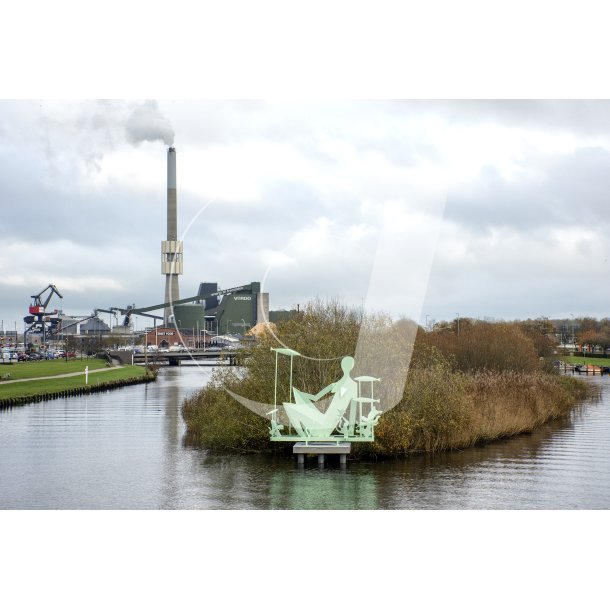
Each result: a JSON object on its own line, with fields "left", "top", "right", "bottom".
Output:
{"left": 144, "top": 327, "right": 206, "bottom": 349}
{"left": 58, "top": 316, "right": 84, "bottom": 335}
{"left": 80, "top": 318, "right": 111, "bottom": 335}
{"left": 172, "top": 303, "right": 205, "bottom": 333}
{"left": 197, "top": 281, "right": 269, "bottom": 334}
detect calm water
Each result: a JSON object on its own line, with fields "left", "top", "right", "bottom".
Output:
{"left": 1, "top": 366, "right": 609, "bottom": 509}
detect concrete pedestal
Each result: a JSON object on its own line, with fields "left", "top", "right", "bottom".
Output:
{"left": 293, "top": 442, "right": 351, "bottom": 469}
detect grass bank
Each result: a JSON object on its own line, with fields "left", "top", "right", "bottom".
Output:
{"left": 0, "top": 358, "right": 108, "bottom": 381}
{"left": 0, "top": 365, "right": 155, "bottom": 406}
{"left": 560, "top": 355, "right": 610, "bottom": 367}
{"left": 182, "top": 302, "right": 592, "bottom": 457}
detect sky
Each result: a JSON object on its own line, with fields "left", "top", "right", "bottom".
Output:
{"left": 2, "top": 99, "right": 610, "bottom": 330}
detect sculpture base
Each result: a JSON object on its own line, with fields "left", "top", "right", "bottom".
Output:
{"left": 272, "top": 434, "right": 373, "bottom": 443}
{"left": 293, "top": 441, "right": 351, "bottom": 468}
{"left": 293, "top": 441, "right": 352, "bottom": 454}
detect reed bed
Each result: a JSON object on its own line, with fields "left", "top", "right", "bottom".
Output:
{"left": 182, "top": 301, "right": 591, "bottom": 457}
{"left": 363, "top": 368, "right": 590, "bottom": 456}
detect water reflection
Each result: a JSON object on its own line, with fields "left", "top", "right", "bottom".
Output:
{"left": 364, "top": 389, "right": 610, "bottom": 509}
{"left": 269, "top": 469, "right": 378, "bottom": 509}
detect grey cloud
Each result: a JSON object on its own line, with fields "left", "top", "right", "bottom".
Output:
{"left": 0, "top": 173, "right": 164, "bottom": 248}
{"left": 445, "top": 146, "right": 610, "bottom": 234}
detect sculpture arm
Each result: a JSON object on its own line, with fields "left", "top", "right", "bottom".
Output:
{"left": 312, "top": 382, "right": 336, "bottom": 402}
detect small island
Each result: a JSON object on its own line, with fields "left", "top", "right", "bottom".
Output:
{"left": 183, "top": 301, "right": 591, "bottom": 458}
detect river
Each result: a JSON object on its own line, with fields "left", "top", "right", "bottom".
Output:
{"left": 1, "top": 366, "right": 609, "bottom": 509}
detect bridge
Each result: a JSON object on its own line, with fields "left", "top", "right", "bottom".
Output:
{"left": 109, "top": 349, "right": 243, "bottom": 367}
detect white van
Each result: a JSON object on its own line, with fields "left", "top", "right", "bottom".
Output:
{"left": 2, "top": 349, "right": 16, "bottom": 363}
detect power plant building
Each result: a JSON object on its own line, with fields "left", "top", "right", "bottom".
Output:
{"left": 197, "top": 281, "right": 269, "bottom": 334}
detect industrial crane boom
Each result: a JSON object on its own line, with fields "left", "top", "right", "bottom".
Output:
{"left": 115, "top": 283, "right": 253, "bottom": 326}
{"left": 29, "top": 284, "right": 63, "bottom": 315}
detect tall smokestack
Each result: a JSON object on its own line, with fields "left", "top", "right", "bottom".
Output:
{"left": 162, "top": 146, "right": 183, "bottom": 325}
{"left": 167, "top": 146, "right": 177, "bottom": 240}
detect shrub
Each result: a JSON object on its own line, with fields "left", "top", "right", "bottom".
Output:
{"left": 417, "top": 321, "right": 541, "bottom": 373}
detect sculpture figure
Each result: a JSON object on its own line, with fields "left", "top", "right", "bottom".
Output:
{"left": 283, "top": 356, "right": 358, "bottom": 437}
{"left": 266, "top": 348, "right": 381, "bottom": 442}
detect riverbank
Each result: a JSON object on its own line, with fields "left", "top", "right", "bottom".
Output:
{"left": 182, "top": 302, "right": 593, "bottom": 457}
{"left": 0, "top": 358, "right": 109, "bottom": 381}
{"left": 560, "top": 355, "right": 610, "bottom": 367}
{"left": 0, "top": 364, "right": 156, "bottom": 408}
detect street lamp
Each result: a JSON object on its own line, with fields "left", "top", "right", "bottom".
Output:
{"left": 456, "top": 313, "right": 460, "bottom": 338}
{"left": 241, "top": 318, "right": 246, "bottom": 332}
{"left": 226, "top": 320, "right": 232, "bottom": 334}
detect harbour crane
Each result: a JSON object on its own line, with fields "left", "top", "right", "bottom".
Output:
{"left": 23, "top": 284, "right": 64, "bottom": 345}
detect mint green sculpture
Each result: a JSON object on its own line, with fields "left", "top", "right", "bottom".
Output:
{"left": 268, "top": 348, "right": 381, "bottom": 443}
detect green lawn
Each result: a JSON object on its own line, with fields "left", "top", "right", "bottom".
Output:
{"left": 0, "top": 358, "right": 108, "bottom": 381}
{"left": 559, "top": 355, "right": 610, "bottom": 367}
{"left": 0, "top": 365, "right": 149, "bottom": 400}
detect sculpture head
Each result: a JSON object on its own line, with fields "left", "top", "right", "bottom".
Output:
{"left": 341, "top": 356, "right": 355, "bottom": 375}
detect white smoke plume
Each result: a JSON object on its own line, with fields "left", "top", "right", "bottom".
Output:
{"left": 125, "top": 100, "right": 174, "bottom": 146}
{"left": 38, "top": 100, "right": 175, "bottom": 179}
